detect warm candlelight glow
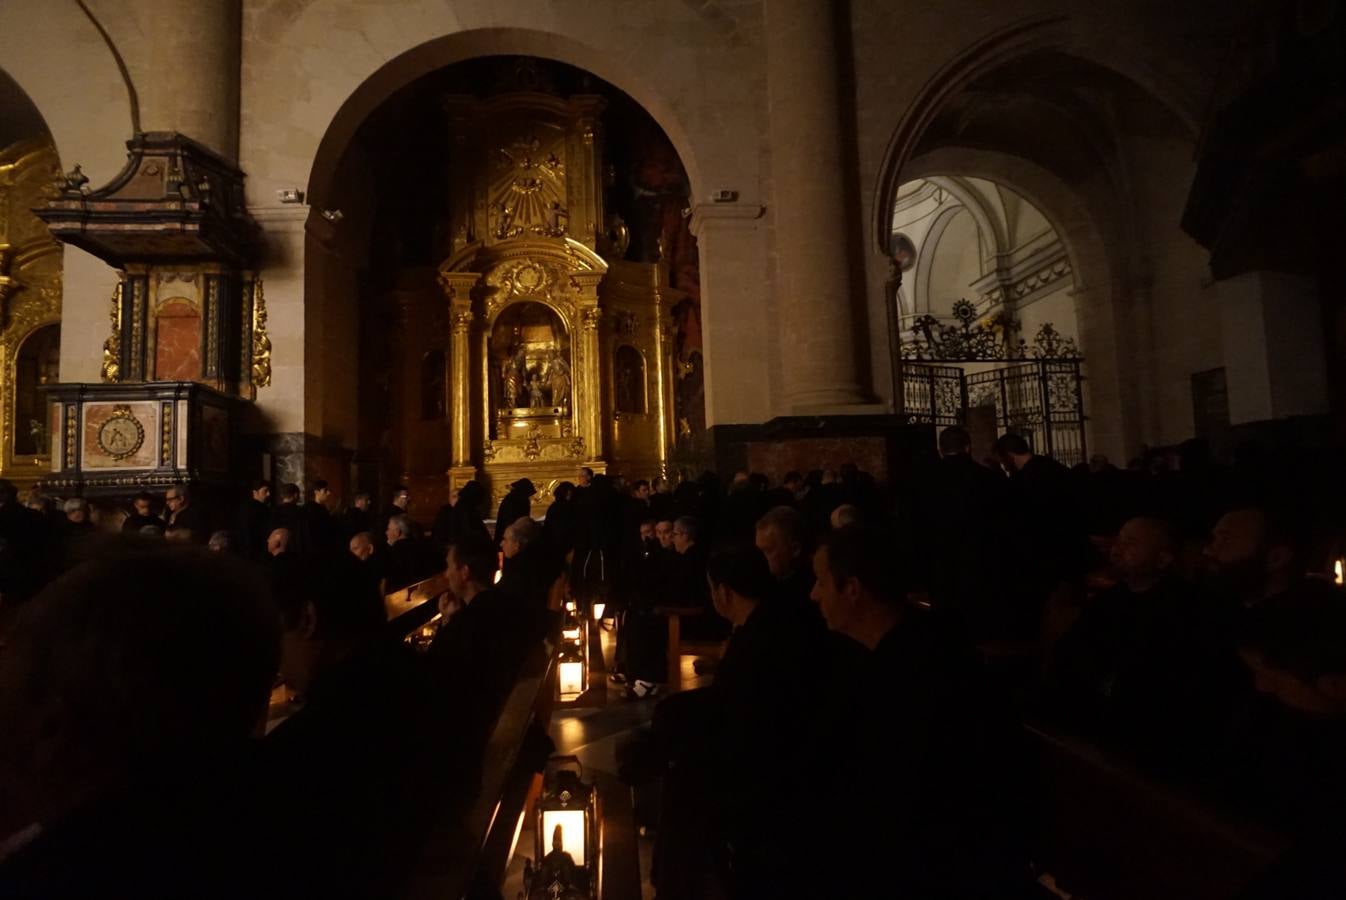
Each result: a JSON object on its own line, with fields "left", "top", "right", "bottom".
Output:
{"left": 565, "top": 600, "right": 576, "bottom": 612}
{"left": 558, "top": 659, "right": 585, "bottom": 700}
{"left": 540, "top": 809, "right": 588, "bottom": 866}
{"left": 592, "top": 602, "right": 606, "bottom": 621}
{"left": 562, "top": 624, "right": 581, "bottom": 641}
{"left": 1335, "top": 559, "right": 1343, "bottom": 586}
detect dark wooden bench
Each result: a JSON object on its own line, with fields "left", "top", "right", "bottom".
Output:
{"left": 1024, "top": 721, "right": 1289, "bottom": 900}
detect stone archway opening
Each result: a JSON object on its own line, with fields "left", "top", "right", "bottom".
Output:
{"left": 305, "top": 55, "right": 704, "bottom": 514}
{"left": 0, "top": 68, "right": 63, "bottom": 484}
{"left": 877, "top": 39, "right": 1204, "bottom": 464}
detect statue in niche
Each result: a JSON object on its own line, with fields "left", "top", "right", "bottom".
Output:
{"left": 29, "top": 419, "right": 47, "bottom": 456}
{"left": 528, "top": 373, "right": 546, "bottom": 408}
{"left": 547, "top": 350, "right": 571, "bottom": 408}
{"left": 614, "top": 345, "right": 645, "bottom": 414}
{"left": 501, "top": 357, "right": 522, "bottom": 408}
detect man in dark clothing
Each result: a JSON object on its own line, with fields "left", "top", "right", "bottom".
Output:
{"left": 121, "top": 492, "right": 166, "bottom": 534}
{"left": 384, "top": 514, "right": 434, "bottom": 591}
{"left": 0, "top": 479, "right": 45, "bottom": 605}
{"left": 494, "top": 478, "right": 536, "bottom": 545}
{"left": 1229, "top": 588, "right": 1346, "bottom": 900}
{"left": 916, "top": 426, "right": 1011, "bottom": 637}
{"left": 234, "top": 480, "right": 272, "bottom": 559}
{"left": 376, "top": 485, "right": 412, "bottom": 549}
{"left": 163, "top": 483, "right": 208, "bottom": 543}
{"left": 647, "top": 546, "right": 828, "bottom": 899}
{"left": 753, "top": 505, "right": 818, "bottom": 616}
{"left": 303, "top": 479, "right": 342, "bottom": 555}
{"left": 1204, "top": 506, "right": 1309, "bottom": 627}
{"left": 649, "top": 475, "right": 677, "bottom": 523}
{"left": 670, "top": 515, "right": 721, "bottom": 640}
{"left": 264, "top": 554, "right": 432, "bottom": 899}
{"left": 428, "top": 531, "right": 547, "bottom": 765}
{"left": 269, "top": 483, "right": 306, "bottom": 553}
{"left": 498, "top": 516, "right": 559, "bottom": 612}
{"left": 995, "top": 432, "right": 1091, "bottom": 635}
{"left": 805, "top": 525, "right": 1021, "bottom": 899}
{"left": 341, "top": 492, "right": 374, "bottom": 540}
{"left": 1049, "top": 516, "right": 1235, "bottom": 763}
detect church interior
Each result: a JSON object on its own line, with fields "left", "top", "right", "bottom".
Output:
{"left": 1, "top": 1, "right": 1345, "bottom": 898}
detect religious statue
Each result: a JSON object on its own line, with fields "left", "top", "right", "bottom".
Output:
{"left": 501, "top": 357, "right": 522, "bottom": 408}
{"left": 528, "top": 374, "right": 546, "bottom": 407}
{"left": 547, "top": 350, "right": 571, "bottom": 408}
{"left": 29, "top": 419, "right": 46, "bottom": 456}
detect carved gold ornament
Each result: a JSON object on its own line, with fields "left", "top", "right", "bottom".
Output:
{"left": 97, "top": 404, "right": 145, "bottom": 460}
{"left": 251, "top": 279, "right": 272, "bottom": 388}
{"left": 102, "top": 282, "right": 122, "bottom": 383}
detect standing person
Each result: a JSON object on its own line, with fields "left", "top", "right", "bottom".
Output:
{"left": 914, "top": 425, "right": 1010, "bottom": 638}
{"left": 494, "top": 479, "right": 535, "bottom": 545}
{"left": 121, "top": 492, "right": 165, "bottom": 533}
{"left": 543, "top": 481, "right": 579, "bottom": 560}
{"left": 376, "top": 485, "right": 412, "bottom": 548}
{"left": 235, "top": 480, "right": 272, "bottom": 560}
{"left": 0, "top": 479, "right": 45, "bottom": 606}
{"left": 164, "top": 484, "right": 207, "bottom": 543}
{"left": 303, "top": 480, "right": 341, "bottom": 556}
{"left": 341, "top": 492, "right": 374, "bottom": 540}
{"left": 270, "top": 484, "right": 306, "bottom": 553}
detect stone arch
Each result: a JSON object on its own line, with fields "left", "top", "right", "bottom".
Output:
{"left": 304, "top": 28, "right": 711, "bottom": 211}
{"left": 870, "top": 15, "right": 1200, "bottom": 256}
{"left": 901, "top": 146, "right": 1131, "bottom": 461}
{"left": 912, "top": 204, "right": 967, "bottom": 317}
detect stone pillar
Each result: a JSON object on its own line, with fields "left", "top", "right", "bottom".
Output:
{"left": 690, "top": 205, "right": 777, "bottom": 424}
{"left": 124, "top": 0, "right": 242, "bottom": 161}
{"left": 763, "top": 0, "right": 870, "bottom": 411}
{"left": 1218, "top": 271, "right": 1328, "bottom": 424}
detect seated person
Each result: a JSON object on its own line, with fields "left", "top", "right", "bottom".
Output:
{"left": 0, "top": 542, "right": 279, "bottom": 898}
{"left": 499, "top": 516, "right": 559, "bottom": 611}
{"left": 1048, "top": 516, "right": 1235, "bottom": 762}
{"left": 384, "top": 513, "right": 437, "bottom": 591}
{"left": 1231, "top": 587, "right": 1346, "bottom": 899}
{"left": 645, "top": 545, "right": 828, "bottom": 899}
{"left": 804, "top": 525, "right": 1021, "bottom": 899}
{"left": 348, "top": 530, "right": 386, "bottom": 594}
{"left": 121, "top": 491, "right": 165, "bottom": 533}
{"left": 263, "top": 555, "right": 431, "bottom": 899}
{"left": 428, "top": 531, "right": 547, "bottom": 762}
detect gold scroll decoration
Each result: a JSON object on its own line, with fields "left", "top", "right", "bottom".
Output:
{"left": 251, "top": 278, "right": 272, "bottom": 388}
{"left": 101, "top": 282, "right": 122, "bottom": 382}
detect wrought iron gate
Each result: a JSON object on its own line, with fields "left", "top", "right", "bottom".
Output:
{"left": 902, "top": 358, "right": 1087, "bottom": 466}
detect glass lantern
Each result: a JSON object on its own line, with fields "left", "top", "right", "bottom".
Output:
{"left": 524, "top": 756, "right": 599, "bottom": 899}
{"left": 557, "top": 641, "right": 587, "bottom": 702}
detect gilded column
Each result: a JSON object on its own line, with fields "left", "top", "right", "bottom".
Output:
{"left": 763, "top": 0, "right": 870, "bottom": 410}
{"left": 580, "top": 305, "right": 604, "bottom": 461}
{"left": 449, "top": 307, "right": 474, "bottom": 469}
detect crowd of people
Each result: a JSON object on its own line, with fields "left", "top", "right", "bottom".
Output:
{"left": 1, "top": 425, "right": 1344, "bottom": 898}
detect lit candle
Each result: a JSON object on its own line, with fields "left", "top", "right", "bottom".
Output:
{"left": 1334, "top": 559, "right": 1343, "bottom": 586}
{"left": 592, "top": 602, "right": 606, "bottom": 621}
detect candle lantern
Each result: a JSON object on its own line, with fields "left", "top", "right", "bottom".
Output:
{"left": 524, "top": 756, "right": 599, "bottom": 899}
{"left": 561, "top": 605, "right": 585, "bottom": 644}
{"left": 1335, "top": 558, "right": 1343, "bottom": 587}
{"left": 591, "top": 601, "right": 607, "bottom": 621}
{"left": 557, "top": 640, "right": 587, "bottom": 701}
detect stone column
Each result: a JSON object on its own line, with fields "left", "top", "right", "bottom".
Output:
{"left": 121, "top": 0, "right": 242, "bottom": 161}
{"left": 1218, "top": 271, "right": 1328, "bottom": 424}
{"left": 763, "top": 0, "right": 870, "bottom": 411}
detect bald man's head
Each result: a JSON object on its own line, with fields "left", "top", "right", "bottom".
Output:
{"left": 1109, "top": 517, "right": 1177, "bottom": 590}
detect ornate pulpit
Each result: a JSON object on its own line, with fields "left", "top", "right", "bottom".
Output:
{"left": 35, "top": 132, "right": 261, "bottom": 497}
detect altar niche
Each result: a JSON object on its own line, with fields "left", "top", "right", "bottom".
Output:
{"left": 491, "top": 301, "right": 572, "bottom": 440}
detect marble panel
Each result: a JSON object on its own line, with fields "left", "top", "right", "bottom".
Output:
{"left": 82, "top": 401, "right": 158, "bottom": 470}
{"left": 154, "top": 301, "right": 202, "bottom": 381}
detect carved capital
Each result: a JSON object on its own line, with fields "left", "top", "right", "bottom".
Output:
{"left": 451, "top": 310, "right": 475, "bottom": 334}
{"left": 581, "top": 307, "right": 602, "bottom": 331}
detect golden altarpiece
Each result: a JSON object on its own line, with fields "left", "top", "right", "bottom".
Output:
{"left": 0, "top": 138, "right": 62, "bottom": 486}
{"left": 429, "top": 90, "right": 680, "bottom": 511}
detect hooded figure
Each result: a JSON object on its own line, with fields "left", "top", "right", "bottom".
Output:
{"left": 494, "top": 478, "right": 536, "bottom": 545}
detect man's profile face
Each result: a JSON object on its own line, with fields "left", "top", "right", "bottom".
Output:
{"left": 253, "top": 485, "right": 270, "bottom": 503}
{"left": 655, "top": 521, "right": 674, "bottom": 549}
{"left": 672, "top": 523, "right": 692, "bottom": 555}
{"left": 394, "top": 491, "right": 410, "bottom": 510}
{"left": 134, "top": 498, "right": 151, "bottom": 516}
{"left": 809, "top": 547, "right": 852, "bottom": 634}
{"left": 67, "top": 508, "right": 85, "bottom": 524}
{"left": 639, "top": 522, "right": 655, "bottom": 543}
{"left": 635, "top": 484, "right": 651, "bottom": 501}
{"left": 268, "top": 529, "right": 288, "bottom": 557}
{"left": 354, "top": 496, "right": 370, "bottom": 511}
{"left": 445, "top": 547, "right": 469, "bottom": 597}
{"left": 385, "top": 521, "right": 401, "bottom": 545}
{"left": 314, "top": 488, "right": 331, "bottom": 506}
{"left": 577, "top": 469, "right": 592, "bottom": 487}
{"left": 1205, "top": 510, "right": 1265, "bottom": 574}
{"left": 165, "top": 491, "right": 183, "bottom": 510}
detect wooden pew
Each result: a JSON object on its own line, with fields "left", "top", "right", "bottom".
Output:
{"left": 1024, "top": 721, "right": 1289, "bottom": 900}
